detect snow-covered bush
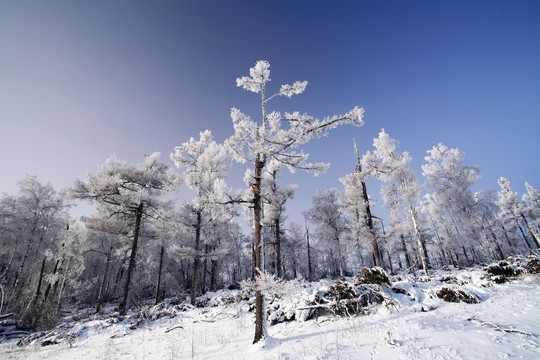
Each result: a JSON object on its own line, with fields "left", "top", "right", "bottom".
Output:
{"left": 353, "top": 267, "right": 391, "bottom": 285}
{"left": 509, "top": 254, "right": 540, "bottom": 274}
{"left": 436, "top": 287, "right": 479, "bottom": 304}
{"left": 304, "top": 279, "right": 385, "bottom": 319}
{"left": 484, "top": 260, "right": 523, "bottom": 283}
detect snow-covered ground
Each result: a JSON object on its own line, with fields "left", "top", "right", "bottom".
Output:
{"left": 1, "top": 267, "right": 539, "bottom": 359}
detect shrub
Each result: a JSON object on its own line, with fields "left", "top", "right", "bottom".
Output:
{"left": 523, "top": 255, "right": 540, "bottom": 274}
{"left": 354, "top": 267, "right": 390, "bottom": 285}
{"left": 436, "top": 287, "right": 479, "bottom": 304}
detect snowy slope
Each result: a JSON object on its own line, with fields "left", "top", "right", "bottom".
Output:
{"left": 1, "top": 268, "right": 539, "bottom": 359}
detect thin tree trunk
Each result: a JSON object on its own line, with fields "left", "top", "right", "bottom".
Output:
{"left": 11, "top": 249, "right": 30, "bottom": 294}
{"left": 521, "top": 214, "right": 540, "bottom": 249}
{"left": 305, "top": 220, "right": 312, "bottom": 281}
{"left": 202, "top": 244, "right": 208, "bottom": 295}
{"left": 462, "top": 246, "right": 471, "bottom": 265}
{"left": 43, "top": 259, "right": 59, "bottom": 303}
{"left": 430, "top": 216, "right": 448, "bottom": 265}
{"left": 353, "top": 139, "right": 382, "bottom": 268}
{"left": 400, "top": 235, "right": 412, "bottom": 269}
{"left": 96, "top": 243, "right": 112, "bottom": 313}
{"left": 119, "top": 203, "right": 144, "bottom": 315}
{"left": 336, "top": 235, "right": 345, "bottom": 278}
{"left": 386, "top": 250, "right": 393, "bottom": 274}
{"left": 55, "top": 257, "right": 71, "bottom": 315}
{"left": 154, "top": 246, "right": 164, "bottom": 306}
{"left": 210, "top": 258, "right": 218, "bottom": 291}
{"left": 275, "top": 218, "right": 282, "bottom": 278}
{"left": 190, "top": 210, "right": 202, "bottom": 305}
{"left": 253, "top": 157, "right": 266, "bottom": 344}
{"left": 28, "top": 257, "right": 46, "bottom": 311}
{"left": 408, "top": 203, "right": 428, "bottom": 276}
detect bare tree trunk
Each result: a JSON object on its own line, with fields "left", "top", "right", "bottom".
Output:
{"left": 202, "top": 245, "right": 208, "bottom": 295}
{"left": 43, "top": 259, "right": 59, "bottom": 303}
{"left": 305, "top": 219, "right": 312, "bottom": 281}
{"left": 28, "top": 257, "right": 46, "bottom": 311}
{"left": 119, "top": 203, "right": 144, "bottom": 315}
{"left": 353, "top": 139, "right": 382, "bottom": 268}
{"left": 462, "top": 246, "right": 471, "bottom": 265}
{"left": 521, "top": 214, "right": 540, "bottom": 249}
{"left": 11, "top": 249, "right": 30, "bottom": 295}
{"left": 55, "top": 257, "right": 71, "bottom": 315}
{"left": 336, "top": 235, "right": 345, "bottom": 279}
{"left": 210, "top": 257, "right": 218, "bottom": 291}
{"left": 408, "top": 203, "right": 428, "bottom": 276}
{"left": 154, "top": 246, "right": 164, "bottom": 306}
{"left": 400, "top": 235, "right": 412, "bottom": 270}
{"left": 253, "top": 157, "right": 266, "bottom": 344}
{"left": 430, "top": 216, "right": 448, "bottom": 265}
{"left": 386, "top": 250, "right": 393, "bottom": 274}
{"left": 275, "top": 218, "right": 282, "bottom": 278}
{"left": 96, "top": 243, "right": 112, "bottom": 313}
{"left": 190, "top": 210, "right": 202, "bottom": 305}
{"left": 362, "top": 181, "right": 382, "bottom": 268}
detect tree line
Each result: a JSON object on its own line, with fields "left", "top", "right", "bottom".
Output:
{"left": 0, "top": 61, "right": 538, "bottom": 344}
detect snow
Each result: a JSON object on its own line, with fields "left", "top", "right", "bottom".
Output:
{"left": 1, "top": 268, "right": 539, "bottom": 359}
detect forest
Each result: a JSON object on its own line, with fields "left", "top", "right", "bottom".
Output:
{"left": 1, "top": 61, "right": 539, "bottom": 344}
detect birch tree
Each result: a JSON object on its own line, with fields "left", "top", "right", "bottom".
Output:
{"left": 422, "top": 143, "right": 492, "bottom": 264}
{"left": 522, "top": 183, "right": 540, "bottom": 244}
{"left": 496, "top": 177, "right": 539, "bottom": 251}
{"left": 363, "top": 129, "right": 429, "bottom": 276}
{"left": 225, "top": 60, "right": 364, "bottom": 343}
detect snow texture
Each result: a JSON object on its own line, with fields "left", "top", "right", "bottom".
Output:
{"left": 1, "top": 267, "right": 539, "bottom": 359}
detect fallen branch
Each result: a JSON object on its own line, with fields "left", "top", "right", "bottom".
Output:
{"left": 0, "top": 313, "right": 14, "bottom": 320}
{"left": 383, "top": 330, "right": 399, "bottom": 347}
{"left": 3, "top": 330, "right": 30, "bottom": 339}
{"left": 401, "top": 258, "right": 419, "bottom": 276}
{"left": 467, "top": 317, "right": 533, "bottom": 337}
{"left": 297, "top": 302, "right": 337, "bottom": 311}
{"left": 165, "top": 325, "right": 183, "bottom": 333}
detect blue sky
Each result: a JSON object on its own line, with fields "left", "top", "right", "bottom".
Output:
{"left": 1, "top": 1, "right": 539, "bottom": 224}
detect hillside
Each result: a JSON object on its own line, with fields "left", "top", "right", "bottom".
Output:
{"left": 1, "top": 259, "right": 539, "bottom": 359}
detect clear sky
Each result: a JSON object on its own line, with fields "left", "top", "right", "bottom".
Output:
{"left": 1, "top": 1, "right": 539, "bottom": 224}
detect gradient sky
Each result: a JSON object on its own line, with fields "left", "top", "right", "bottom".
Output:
{"left": 1, "top": 1, "right": 539, "bottom": 224}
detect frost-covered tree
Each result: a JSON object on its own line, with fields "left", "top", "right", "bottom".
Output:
{"left": 71, "top": 153, "right": 180, "bottom": 315}
{"left": 496, "top": 177, "right": 539, "bottom": 251}
{"left": 522, "top": 183, "right": 540, "bottom": 243}
{"left": 261, "top": 159, "right": 297, "bottom": 278}
{"left": 171, "top": 130, "right": 231, "bottom": 304}
{"left": 339, "top": 139, "right": 381, "bottom": 269}
{"left": 82, "top": 210, "right": 130, "bottom": 312}
{"left": 363, "top": 130, "right": 429, "bottom": 276}
{"left": 280, "top": 222, "right": 305, "bottom": 279}
{"left": 422, "top": 143, "right": 493, "bottom": 264}
{"left": 46, "top": 220, "right": 88, "bottom": 318}
{"left": 225, "top": 60, "right": 364, "bottom": 343}
{"left": 0, "top": 175, "right": 70, "bottom": 326}
{"left": 306, "top": 189, "right": 348, "bottom": 278}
